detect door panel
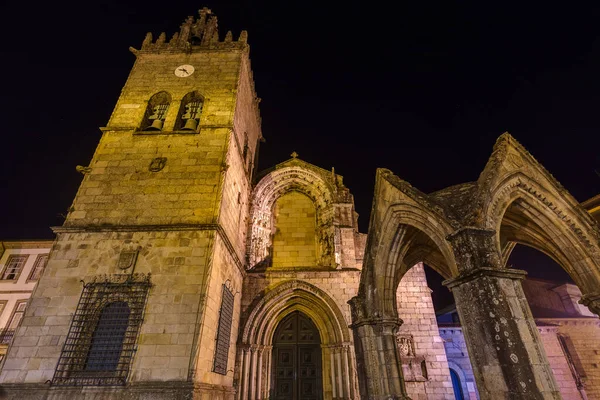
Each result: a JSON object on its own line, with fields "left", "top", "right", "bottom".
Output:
{"left": 272, "top": 312, "right": 322, "bottom": 400}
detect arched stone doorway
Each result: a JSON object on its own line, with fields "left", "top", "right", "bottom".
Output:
{"left": 271, "top": 311, "right": 323, "bottom": 399}
{"left": 236, "top": 280, "right": 357, "bottom": 400}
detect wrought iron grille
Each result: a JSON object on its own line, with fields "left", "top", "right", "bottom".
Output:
{"left": 0, "top": 329, "right": 15, "bottom": 344}
{"left": 52, "top": 274, "right": 151, "bottom": 386}
{"left": 213, "top": 284, "right": 234, "bottom": 375}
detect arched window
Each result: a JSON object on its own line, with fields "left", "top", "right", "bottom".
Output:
{"left": 450, "top": 368, "right": 465, "bottom": 400}
{"left": 176, "top": 91, "right": 203, "bottom": 131}
{"left": 142, "top": 91, "right": 171, "bottom": 131}
{"left": 85, "top": 301, "right": 130, "bottom": 372}
{"left": 52, "top": 274, "right": 150, "bottom": 386}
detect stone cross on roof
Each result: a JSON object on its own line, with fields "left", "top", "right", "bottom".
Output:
{"left": 291, "top": 151, "right": 298, "bottom": 159}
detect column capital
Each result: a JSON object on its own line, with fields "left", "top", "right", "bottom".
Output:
{"left": 580, "top": 292, "right": 600, "bottom": 316}
{"left": 443, "top": 267, "right": 527, "bottom": 289}
{"left": 349, "top": 295, "right": 404, "bottom": 327}
{"left": 349, "top": 317, "right": 403, "bottom": 333}
{"left": 446, "top": 227, "right": 502, "bottom": 273}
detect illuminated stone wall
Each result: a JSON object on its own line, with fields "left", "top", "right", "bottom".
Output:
{"left": 396, "top": 264, "right": 455, "bottom": 399}
{"left": 271, "top": 191, "right": 318, "bottom": 268}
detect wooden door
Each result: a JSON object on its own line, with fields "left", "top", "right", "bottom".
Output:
{"left": 272, "top": 311, "right": 322, "bottom": 400}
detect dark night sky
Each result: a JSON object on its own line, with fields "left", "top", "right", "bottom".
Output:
{"left": 2, "top": 1, "right": 599, "bottom": 298}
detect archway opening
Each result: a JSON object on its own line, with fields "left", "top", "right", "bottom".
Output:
{"left": 388, "top": 224, "right": 459, "bottom": 398}
{"left": 271, "top": 311, "right": 322, "bottom": 400}
{"left": 495, "top": 194, "right": 600, "bottom": 398}
{"left": 449, "top": 369, "right": 465, "bottom": 400}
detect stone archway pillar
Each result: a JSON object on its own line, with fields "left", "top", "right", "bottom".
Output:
{"left": 349, "top": 297, "right": 411, "bottom": 400}
{"left": 445, "top": 267, "right": 560, "bottom": 399}
{"left": 444, "top": 228, "right": 561, "bottom": 399}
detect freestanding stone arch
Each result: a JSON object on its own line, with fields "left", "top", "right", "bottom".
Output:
{"left": 236, "top": 280, "right": 357, "bottom": 400}
{"left": 351, "top": 133, "right": 600, "bottom": 399}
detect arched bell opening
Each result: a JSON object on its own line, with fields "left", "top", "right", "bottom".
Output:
{"left": 140, "top": 91, "right": 171, "bottom": 131}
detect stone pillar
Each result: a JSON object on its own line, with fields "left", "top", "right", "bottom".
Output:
{"left": 249, "top": 346, "right": 258, "bottom": 400}
{"left": 349, "top": 295, "right": 411, "bottom": 400}
{"left": 444, "top": 267, "right": 560, "bottom": 400}
{"left": 256, "top": 347, "right": 263, "bottom": 400}
{"left": 341, "top": 344, "right": 352, "bottom": 398}
{"left": 329, "top": 346, "right": 337, "bottom": 399}
{"left": 445, "top": 228, "right": 561, "bottom": 400}
{"left": 335, "top": 346, "right": 343, "bottom": 397}
{"left": 263, "top": 346, "right": 272, "bottom": 400}
{"left": 240, "top": 346, "right": 250, "bottom": 400}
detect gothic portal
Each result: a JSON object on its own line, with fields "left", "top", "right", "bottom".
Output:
{"left": 272, "top": 312, "right": 322, "bottom": 400}
{"left": 0, "top": 7, "right": 599, "bottom": 400}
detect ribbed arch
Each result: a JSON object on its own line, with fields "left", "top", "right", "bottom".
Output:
{"left": 487, "top": 173, "right": 600, "bottom": 293}
{"left": 240, "top": 280, "right": 349, "bottom": 346}
{"left": 247, "top": 166, "right": 336, "bottom": 269}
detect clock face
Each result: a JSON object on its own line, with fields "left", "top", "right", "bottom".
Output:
{"left": 174, "top": 64, "right": 195, "bottom": 77}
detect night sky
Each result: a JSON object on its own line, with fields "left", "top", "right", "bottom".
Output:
{"left": 2, "top": 1, "right": 599, "bottom": 302}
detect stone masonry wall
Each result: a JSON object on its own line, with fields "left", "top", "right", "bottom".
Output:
{"left": 0, "top": 230, "right": 212, "bottom": 385}
{"left": 271, "top": 192, "right": 318, "bottom": 268}
{"left": 538, "top": 327, "right": 581, "bottom": 399}
{"left": 397, "top": 264, "right": 454, "bottom": 399}
{"left": 65, "top": 49, "right": 255, "bottom": 228}
{"left": 555, "top": 320, "right": 600, "bottom": 399}
{"left": 193, "top": 235, "right": 244, "bottom": 389}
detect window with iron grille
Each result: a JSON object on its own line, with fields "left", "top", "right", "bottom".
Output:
{"left": 1, "top": 255, "right": 28, "bottom": 280}
{"left": 28, "top": 254, "right": 48, "bottom": 281}
{"left": 52, "top": 274, "right": 151, "bottom": 386}
{"left": 0, "top": 300, "right": 26, "bottom": 344}
{"left": 213, "top": 284, "right": 234, "bottom": 375}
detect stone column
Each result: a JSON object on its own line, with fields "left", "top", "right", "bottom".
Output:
{"left": 329, "top": 346, "right": 337, "bottom": 399}
{"left": 263, "top": 346, "right": 272, "bottom": 400}
{"left": 445, "top": 267, "right": 560, "bottom": 399}
{"left": 335, "top": 346, "right": 344, "bottom": 397}
{"left": 256, "top": 347, "right": 263, "bottom": 400}
{"left": 445, "top": 228, "right": 561, "bottom": 400}
{"left": 341, "top": 344, "right": 352, "bottom": 399}
{"left": 240, "top": 346, "right": 250, "bottom": 400}
{"left": 349, "top": 296, "right": 411, "bottom": 400}
{"left": 249, "top": 346, "right": 258, "bottom": 400}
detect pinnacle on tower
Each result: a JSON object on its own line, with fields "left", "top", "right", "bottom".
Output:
{"left": 138, "top": 7, "right": 248, "bottom": 52}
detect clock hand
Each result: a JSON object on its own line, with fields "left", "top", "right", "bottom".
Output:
{"left": 178, "top": 68, "right": 188, "bottom": 73}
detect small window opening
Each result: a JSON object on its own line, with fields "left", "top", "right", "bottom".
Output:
{"left": 178, "top": 91, "right": 204, "bottom": 131}
{"left": 142, "top": 92, "right": 171, "bottom": 131}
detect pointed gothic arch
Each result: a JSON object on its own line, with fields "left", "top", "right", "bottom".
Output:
{"left": 478, "top": 136, "right": 600, "bottom": 297}
{"left": 236, "top": 280, "right": 356, "bottom": 400}
{"left": 247, "top": 165, "right": 337, "bottom": 269}
{"left": 357, "top": 170, "right": 459, "bottom": 318}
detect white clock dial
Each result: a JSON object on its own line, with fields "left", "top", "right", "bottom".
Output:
{"left": 174, "top": 64, "right": 195, "bottom": 77}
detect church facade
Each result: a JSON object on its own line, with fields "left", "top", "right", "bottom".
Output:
{"left": 1, "top": 8, "right": 600, "bottom": 400}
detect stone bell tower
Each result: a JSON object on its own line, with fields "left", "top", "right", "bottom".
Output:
{"left": 0, "top": 8, "right": 261, "bottom": 399}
